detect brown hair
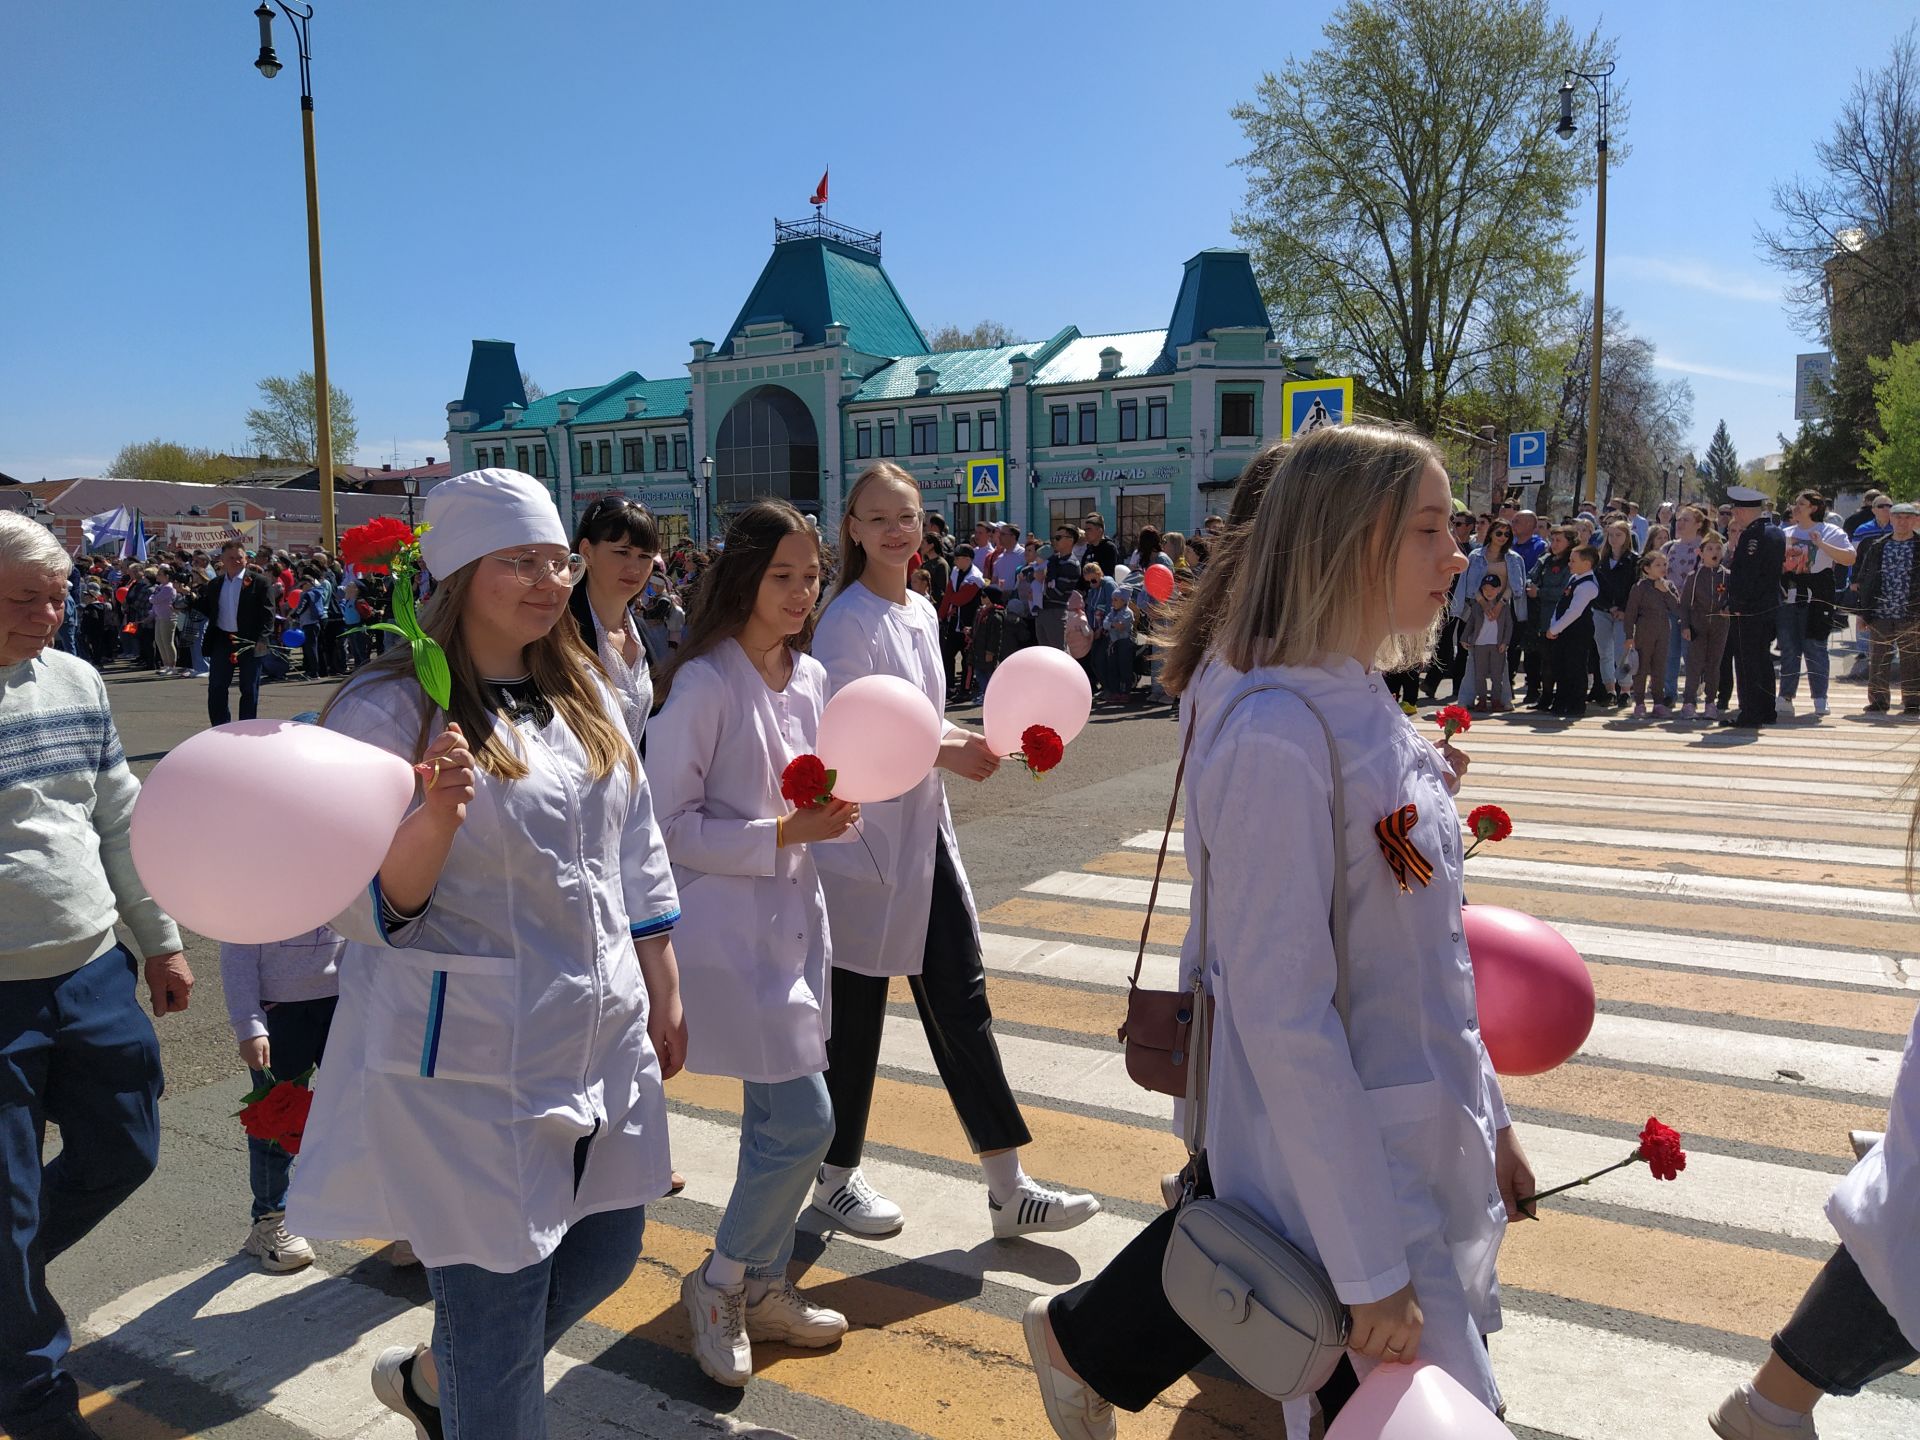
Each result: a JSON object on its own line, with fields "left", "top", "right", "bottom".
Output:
{"left": 321, "top": 561, "right": 634, "bottom": 783}
{"left": 833, "top": 462, "right": 918, "bottom": 598}
{"left": 656, "top": 499, "right": 821, "bottom": 706}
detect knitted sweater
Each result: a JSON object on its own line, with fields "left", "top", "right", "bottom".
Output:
{"left": 1, "top": 650, "right": 181, "bottom": 980}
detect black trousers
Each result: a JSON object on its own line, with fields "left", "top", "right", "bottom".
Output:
{"left": 822, "top": 838, "right": 1030, "bottom": 1167}
{"left": 1730, "top": 611, "right": 1778, "bottom": 722}
{"left": 1773, "top": 1244, "right": 1919, "bottom": 1397}
{"left": 1549, "top": 624, "right": 1591, "bottom": 715}
{"left": 1049, "top": 1167, "right": 1360, "bottom": 1421}
{"left": 205, "top": 628, "right": 261, "bottom": 725}
{"left": 1422, "top": 617, "right": 1466, "bottom": 697}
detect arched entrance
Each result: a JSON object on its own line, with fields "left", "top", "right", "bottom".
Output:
{"left": 713, "top": 385, "right": 820, "bottom": 514}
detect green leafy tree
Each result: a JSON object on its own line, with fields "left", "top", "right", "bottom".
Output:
{"left": 1231, "top": 0, "right": 1617, "bottom": 434}
{"left": 244, "top": 371, "right": 358, "bottom": 465}
{"left": 927, "top": 320, "right": 1018, "bottom": 353}
{"left": 1865, "top": 340, "right": 1920, "bottom": 499}
{"left": 107, "top": 440, "right": 252, "bottom": 484}
{"left": 1701, "top": 420, "right": 1740, "bottom": 509}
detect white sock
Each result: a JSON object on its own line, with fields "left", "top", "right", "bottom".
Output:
{"left": 819, "top": 1162, "right": 854, "bottom": 1189}
{"left": 704, "top": 1252, "right": 747, "bottom": 1290}
{"left": 982, "top": 1150, "right": 1027, "bottom": 1204}
{"left": 1742, "top": 1384, "right": 1810, "bottom": 1429}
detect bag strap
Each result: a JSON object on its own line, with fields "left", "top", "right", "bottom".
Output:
{"left": 1182, "top": 683, "right": 1351, "bottom": 1158}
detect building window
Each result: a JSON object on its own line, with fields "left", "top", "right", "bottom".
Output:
{"left": 980, "top": 411, "right": 998, "bottom": 450}
{"left": 954, "top": 413, "right": 971, "bottom": 452}
{"left": 1078, "top": 402, "right": 1097, "bottom": 445}
{"left": 1050, "top": 406, "right": 1069, "bottom": 445}
{"left": 1048, "top": 495, "right": 1096, "bottom": 535}
{"left": 713, "top": 384, "right": 820, "bottom": 511}
{"left": 1221, "top": 392, "right": 1255, "bottom": 438}
{"left": 515, "top": 445, "right": 530, "bottom": 471}
{"left": 654, "top": 436, "right": 669, "bottom": 471}
{"left": 1118, "top": 492, "right": 1168, "bottom": 548}
{"left": 533, "top": 447, "right": 548, "bottom": 479}
{"left": 911, "top": 416, "right": 937, "bottom": 455}
{"left": 622, "top": 439, "right": 643, "bottom": 472}
{"left": 879, "top": 420, "right": 896, "bottom": 457}
{"left": 856, "top": 422, "right": 873, "bottom": 459}
{"left": 491, "top": 447, "right": 505, "bottom": 467}
{"left": 1118, "top": 399, "right": 1138, "bottom": 442}
{"left": 598, "top": 439, "right": 613, "bottom": 474}
{"left": 673, "top": 435, "right": 687, "bottom": 471}
{"left": 1147, "top": 397, "right": 1168, "bottom": 440}
{"left": 578, "top": 442, "right": 593, "bottom": 475}
{"left": 229, "top": 506, "right": 246, "bottom": 524}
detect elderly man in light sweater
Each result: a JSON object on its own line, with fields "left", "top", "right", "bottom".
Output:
{"left": 1, "top": 513, "right": 192, "bottom": 1440}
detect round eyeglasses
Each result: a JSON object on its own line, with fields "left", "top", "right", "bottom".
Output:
{"left": 491, "top": 551, "right": 588, "bottom": 587}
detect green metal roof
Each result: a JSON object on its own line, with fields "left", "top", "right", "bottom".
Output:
{"left": 849, "top": 343, "right": 1039, "bottom": 402}
{"left": 458, "top": 340, "right": 530, "bottom": 428}
{"left": 719, "top": 237, "right": 928, "bottom": 359}
{"left": 1032, "top": 330, "right": 1174, "bottom": 386}
{"left": 473, "top": 372, "right": 690, "bottom": 433}
{"left": 1161, "top": 249, "right": 1272, "bottom": 357}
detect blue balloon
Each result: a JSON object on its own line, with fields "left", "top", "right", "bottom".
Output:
{"left": 282, "top": 627, "right": 306, "bottom": 646}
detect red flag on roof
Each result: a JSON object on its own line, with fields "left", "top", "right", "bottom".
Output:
{"left": 809, "top": 168, "right": 828, "bottom": 207}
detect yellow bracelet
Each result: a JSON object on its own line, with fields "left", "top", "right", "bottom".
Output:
{"left": 776, "top": 814, "right": 786, "bottom": 849}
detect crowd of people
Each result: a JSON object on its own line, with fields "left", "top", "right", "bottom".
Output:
{"left": 2, "top": 432, "right": 1915, "bottom": 1440}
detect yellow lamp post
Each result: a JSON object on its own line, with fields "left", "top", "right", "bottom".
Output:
{"left": 252, "top": 2, "right": 337, "bottom": 553}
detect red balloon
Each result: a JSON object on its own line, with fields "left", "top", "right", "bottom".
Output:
{"left": 1463, "top": 905, "right": 1594, "bottom": 1075}
{"left": 1143, "top": 563, "right": 1176, "bottom": 601}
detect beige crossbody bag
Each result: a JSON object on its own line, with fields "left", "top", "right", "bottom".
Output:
{"left": 1157, "top": 682, "right": 1354, "bottom": 1400}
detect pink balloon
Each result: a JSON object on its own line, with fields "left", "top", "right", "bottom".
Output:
{"left": 131, "top": 720, "right": 415, "bottom": 944}
{"left": 1326, "top": 1361, "right": 1515, "bottom": 1440}
{"left": 815, "top": 674, "right": 943, "bottom": 803}
{"left": 1464, "top": 904, "right": 1596, "bottom": 1075}
{"left": 1143, "top": 563, "right": 1176, "bottom": 601}
{"left": 981, "top": 646, "right": 1093, "bottom": 757}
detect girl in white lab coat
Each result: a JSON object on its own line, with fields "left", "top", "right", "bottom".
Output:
{"left": 1029, "top": 427, "right": 1535, "bottom": 1440}
{"left": 295, "top": 469, "right": 686, "bottom": 1440}
{"left": 570, "top": 494, "right": 661, "bottom": 752}
{"left": 648, "top": 500, "right": 861, "bottom": 1388}
{"left": 808, "top": 463, "right": 1100, "bottom": 1240}
{"left": 1710, "top": 1010, "right": 1919, "bottom": 1437}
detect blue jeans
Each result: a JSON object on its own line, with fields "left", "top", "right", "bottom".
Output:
{"left": 0, "top": 946, "right": 162, "bottom": 1435}
{"left": 1592, "top": 611, "right": 1628, "bottom": 688}
{"left": 1777, "top": 602, "right": 1831, "bottom": 702}
{"left": 715, "top": 1073, "right": 834, "bottom": 1276}
{"left": 1102, "top": 637, "right": 1136, "bottom": 696}
{"left": 245, "top": 996, "right": 337, "bottom": 1222}
{"left": 185, "top": 612, "right": 208, "bottom": 675}
{"left": 1664, "top": 611, "right": 1687, "bottom": 700}
{"left": 428, "top": 1204, "right": 647, "bottom": 1440}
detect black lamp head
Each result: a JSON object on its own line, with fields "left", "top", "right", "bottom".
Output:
{"left": 253, "top": 3, "right": 282, "bottom": 78}
{"left": 1556, "top": 80, "right": 1576, "bottom": 139}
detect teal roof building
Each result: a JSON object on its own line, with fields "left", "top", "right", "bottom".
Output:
{"left": 446, "top": 216, "right": 1307, "bottom": 550}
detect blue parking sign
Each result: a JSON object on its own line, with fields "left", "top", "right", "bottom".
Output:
{"left": 1508, "top": 431, "right": 1547, "bottom": 471}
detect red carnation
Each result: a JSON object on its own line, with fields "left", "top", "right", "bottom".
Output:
{"left": 780, "top": 754, "right": 835, "bottom": 808}
{"left": 237, "top": 1080, "right": 314, "bottom": 1155}
{"left": 1015, "top": 724, "right": 1065, "bottom": 778}
{"left": 1464, "top": 804, "right": 1514, "bottom": 860}
{"left": 1637, "top": 1117, "right": 1687, "bottom": 1181}
{"left": 340, "top": 516, "right": 419, "bottom": 574}
{"left": 1437, "top": 704, "right": 1473, "bottom": 740}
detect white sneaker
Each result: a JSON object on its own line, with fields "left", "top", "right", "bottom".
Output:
{"left": 811, "top": 1165, "right": 904, "bottom": 1236}
{"left": 1708, "top": 1386, "right": 1817, "bottom": 1438}
{"left": 1023, "top": 1296, "right": 1116, "bottom": 1440}
{"left": 1813, "top": 697, "right": 1830, "bottom": 716}
{"left": 744, "top": 1276, "right": 848, "bottom": 1348}
{"left": 681, "top": 1264, "right": 752, "bottom": 1387}
{"left": 1778, "top": 697, "right": 1796, "bottom": 719}
{"left": 244, "top": 1213, "right": 314, "bottom": 1272}
{"left": 991, "top": 1178, "right": 1101, "bottom": 1238}
{"left": 369, "top": 1344, "right": 443, "bottom": 1439}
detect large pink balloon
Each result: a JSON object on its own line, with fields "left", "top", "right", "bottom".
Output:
{"left": 815, "top": 675, "right": 942, "bottom": 803}
{"left": 1327, "top": 1361, "right": 1515, "bottom": 1440}
{"left": 1464, "top": 904, "right": 1596, "bottom": 1075}
{"left": 131, "top": 720, "right": 415, "bottom": 944}
{"left": 981, "top": 646, "right": 1093, "bottom": 757}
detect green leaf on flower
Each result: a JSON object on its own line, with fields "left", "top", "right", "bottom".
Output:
{"left": 414, "top": 634, "right": 453, "bottom": 710}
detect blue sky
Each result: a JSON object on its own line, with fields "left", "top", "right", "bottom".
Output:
{"left": 2, "top": 1, "right": 1912, "bottom": 481}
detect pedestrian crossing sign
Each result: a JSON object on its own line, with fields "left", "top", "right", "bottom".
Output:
{"left": 1280, "top": 377, "right": 1355, "bottom": 439}
{"left": 965, "top": 457, "right": 1006, "bottom": 504}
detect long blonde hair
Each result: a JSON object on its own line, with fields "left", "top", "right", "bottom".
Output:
{"left": 321, "top": 561, "right": 635, "bottom": 782}
{"left": 834, "top": 462, "right": 918, "bottom": 598}
{"left": 1174, "top": 424, "right": 1445, "bottom": 685}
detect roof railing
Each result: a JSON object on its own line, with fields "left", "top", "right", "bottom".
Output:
{"left": 774, "top": 214, "right": 881, "bottom": 256}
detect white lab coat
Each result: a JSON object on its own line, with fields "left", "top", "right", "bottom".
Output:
{"left": 581, "top": 603, "right": 653, "bottom": 751}
{"left": 287, "top": 669, "right": 681, "bottom": 1275}
{"left": 1183, "top": 657, "right": 1511, "bottom": 1413}
{"left": 647, "top": 642, "right": 833, "bottom": 1083}
{"left": 1827, "top": 1002, "right": 1920, "bottom": 1348}
{"left": 809, "top": 581, "right": 976, "bottom": 977}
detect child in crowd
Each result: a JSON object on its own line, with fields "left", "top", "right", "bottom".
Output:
{"left": 969, "top": 587, "right": 1009, "bottom": 703}
{"left": 220, "top": 925, "right": 346, "bottom": 1273}
{"left": 1063, "top": 590, "right": 1094, "bottom": 662}
{"left": 1624, "top": 551, "right": 1682, "bottom": 719}
{"left": 1681, "top": 533, "right": 1733, "bottom": 722}
{"left": 1463, "top": 571, "right": 1513, "bottom": 711}
{"left": 1098, "top": 590, "right": 1137, "bottom": 704}
{"left": 1546, "top": 545, "right": 1601, "bottom": 718}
